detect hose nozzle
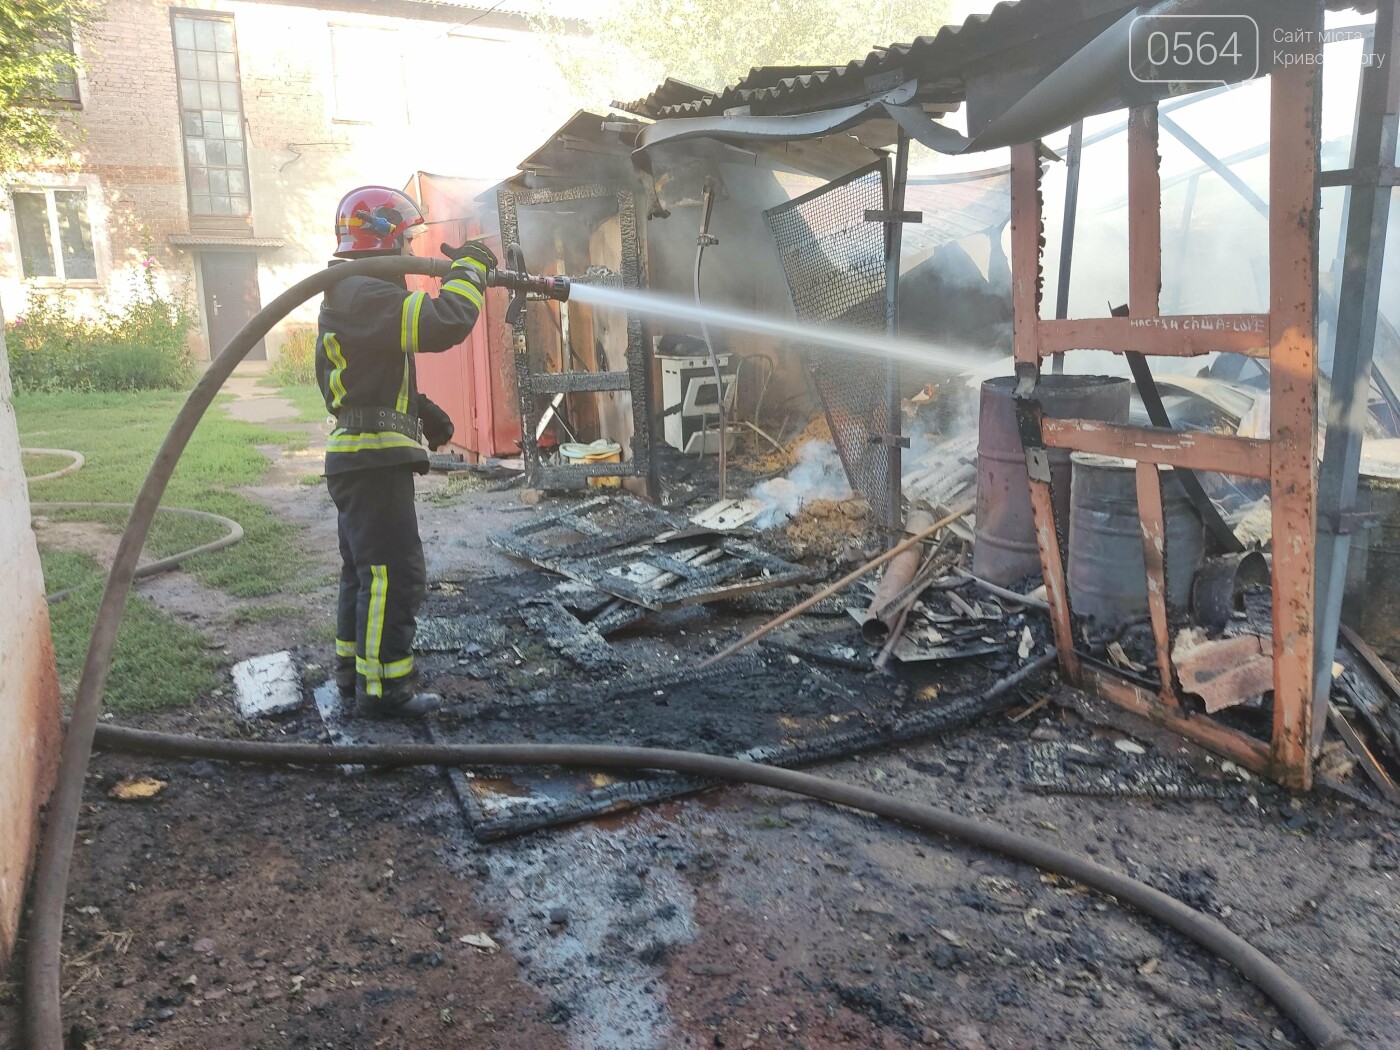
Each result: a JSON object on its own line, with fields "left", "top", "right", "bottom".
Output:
{"left": 486, "top": 268, "right": 571, "bottom": 304}
{"left": 489, "top": 244, "right": 571, "bottom": 325}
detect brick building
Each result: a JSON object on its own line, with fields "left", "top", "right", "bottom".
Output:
{"left": 0, "top": 0, "right": 593, "bottom": 361}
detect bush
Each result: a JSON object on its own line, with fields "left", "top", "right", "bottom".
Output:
{"left": 4, "top": 257, "right": 196, "bottom": 393}
{"left": 268, "top": 326, "right": 317, "bottom": 386}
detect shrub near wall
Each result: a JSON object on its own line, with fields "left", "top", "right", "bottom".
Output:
{"left": 4, "top": 261, "right": 196, "bottom": 393}
{"left": 268, "top": 326, "right": 317, "bottom": 386}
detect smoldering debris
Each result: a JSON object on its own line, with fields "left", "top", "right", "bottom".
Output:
{"left": 750, "top": 439, "right": 853, "bottom": 528}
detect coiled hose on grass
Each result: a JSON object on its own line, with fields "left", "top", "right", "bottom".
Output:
{"left": 23, "top": 255, "right": 1358, "bottom": 1050}
{"left": 31, "top": 502, "right": 244, "bottom": 603}
{"left": 20, "top": 448, "right": 85, "bottom": 483}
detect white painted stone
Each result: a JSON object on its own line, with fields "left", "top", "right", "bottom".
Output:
{"left": 231, "top": 651, "right": 302, "bottom": 719}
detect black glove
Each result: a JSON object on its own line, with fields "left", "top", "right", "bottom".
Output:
{"left": 419, "top": 396, "right": 454, "bottom": 452}
{"left": 440, "top": 240, "right": 498, "bottom": 271}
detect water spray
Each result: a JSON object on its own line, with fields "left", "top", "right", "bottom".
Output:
{"left": 566, "top": 281, "right": 1003, "bottom": 375}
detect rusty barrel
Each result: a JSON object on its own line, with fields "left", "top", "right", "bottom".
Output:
{"left": 972, "top": 375, "right": 1130, "bottom": 584}
{"left": 1067, "top": 453, "right": 1205, "bottom": 626}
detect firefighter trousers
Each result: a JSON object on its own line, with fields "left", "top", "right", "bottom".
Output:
{"left": 327, "top": 465, "right": 426, "bottom": 697}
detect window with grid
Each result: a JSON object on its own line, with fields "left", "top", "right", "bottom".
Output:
{"left": 11, "top": 189, "right": 97, "bottom": 281}
{"left": 173, "top": 14, "right": 250, "bottom": 217}
{"left": 45, "top": 27, "right": 80, "bottom": 105}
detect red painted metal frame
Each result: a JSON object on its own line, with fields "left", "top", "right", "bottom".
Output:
{"left": 1009, "top": 17, "right": 1322, "bottom": 789}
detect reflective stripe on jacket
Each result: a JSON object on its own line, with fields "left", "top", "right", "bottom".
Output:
{"left": 315, "top": 258, "right": 484, "bottom": 475}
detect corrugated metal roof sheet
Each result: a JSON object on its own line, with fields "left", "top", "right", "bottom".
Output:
{"left": 615, "top": 78, "right": 713, "bottom": 118}
{"left": 624, "top": 0, "right": 1379, "bottom": 122}
{"left": 516, "top": 109, "right": 647, "bottom": 172}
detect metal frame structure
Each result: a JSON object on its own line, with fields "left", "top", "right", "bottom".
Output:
{"left": 1312, "top": 3, "right": 1400, "bottom": 745}
{"left": 1010, "top": 26, "right": 1323, "bottom": 788}
{"left": 497, "top": 185, "right": 655, "bottom": 494}
{"left": 762, "top": 160, "right": 904, "bottom": 524}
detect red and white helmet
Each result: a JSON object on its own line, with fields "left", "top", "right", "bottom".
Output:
{"left": 332, "top": 185, "right": 426, "bottom": 257}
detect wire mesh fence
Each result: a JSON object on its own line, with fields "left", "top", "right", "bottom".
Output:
{"left": 764, "top": 162, "right": 894, "bottom": 523}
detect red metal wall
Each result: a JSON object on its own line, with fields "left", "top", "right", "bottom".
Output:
{"left": 405, "top": 173, "right": 520, "bottom": 461}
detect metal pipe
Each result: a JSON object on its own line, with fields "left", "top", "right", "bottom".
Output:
{"left": 884, "top": 129, "right": 910, "bottom": 534}
{"left": 23, "top": 254, "right": 452, "bottom": 1050}
{"left": 79, "top": 718, "right": 1355, "bottom": 1050}
{"left": 953, "top": 567, "right": 1051, "bottom": 611}
{"left": 1052, "top": 120, "right": 1084, "bottom": 374}
{"left": 693, "top": 178, "right": 727, "bottom": 496}
{"left": 1313, "top": 2, "right": 1400, "bottom": 749}
{"left": 862, "top": 506, "right": 934, "bottom": 644}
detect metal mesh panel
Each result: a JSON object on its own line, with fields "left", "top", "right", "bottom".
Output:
{"left": 764, "top": 162, "right": 892, "bottom": 521}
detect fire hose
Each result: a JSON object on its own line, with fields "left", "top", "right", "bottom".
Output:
{"left": 23, "top": 256, "right": 1357, "bottom": 1050}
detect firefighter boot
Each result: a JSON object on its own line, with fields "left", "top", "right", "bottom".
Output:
{"left": 355, "top": 675, "right": 442, "bottom": 720}
{"left": 335, "top": 657, "right": 356, "bottom": 699}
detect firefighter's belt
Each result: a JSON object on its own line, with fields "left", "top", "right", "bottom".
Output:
{"left": 336, "top": 406, "right": 422, "bottom": 441}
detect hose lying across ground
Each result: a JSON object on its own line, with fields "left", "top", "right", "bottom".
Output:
{"left": 87, "top": 724, "right": 1357, "bottom": 1050}
{"left": 22, "top": 255, "right": 1359, "bottom": 1049}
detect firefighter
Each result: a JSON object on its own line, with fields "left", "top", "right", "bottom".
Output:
{"left": 316, "top": 185, "right": 494, "bottom": 718}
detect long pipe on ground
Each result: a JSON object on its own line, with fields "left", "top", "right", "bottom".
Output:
{"left": 862, "top": 506, "right": 935, "bottom": 644}
{"left": 84, "top": 723, "right": 1356, "bottom": 1050}
{"left": 23, "top": 255, "right": 453, "bottom": 1050}
{"left": 21, "top": 257, "right": 1358, "bottom": 1050}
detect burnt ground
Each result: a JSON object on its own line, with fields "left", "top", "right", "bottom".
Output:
{"left": 4, "top": 382, "right": 1400, "bottom": 1049}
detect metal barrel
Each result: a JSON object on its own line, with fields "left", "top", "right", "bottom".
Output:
{"left": 972, "top": 375, "right": 1130, "bottom": 584}
{"left": 1067, "top": 453, "right": 1206, "bottom": 626}
{"left": 1342, "top": 469, "right": 1400, "bottom": 656}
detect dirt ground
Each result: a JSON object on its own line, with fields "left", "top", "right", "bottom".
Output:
{"left": 4, "top": 379, "right": 1399, "bottom": 1049}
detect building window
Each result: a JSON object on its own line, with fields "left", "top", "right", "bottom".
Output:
{"left": 45, "top": 27, "right": 81, "bottom": 105}
{"left": 172, "top": 13, "right": 251, "bottom": 217}
{"left": 11, "top": 189, "right": 97, "bottom": 282}
{"left": 330, "top": 25, "right": 405, "bottom": 124}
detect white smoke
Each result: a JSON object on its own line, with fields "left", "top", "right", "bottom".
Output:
{"left": 751, "top": 440, "right": 853, "bottom": 529}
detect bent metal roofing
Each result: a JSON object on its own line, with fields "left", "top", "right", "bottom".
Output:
{"left": 619, "top": 0, "right": 1380, "bottom": 122}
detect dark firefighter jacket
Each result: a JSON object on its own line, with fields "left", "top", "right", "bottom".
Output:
{"left": 315, "top": 257, "right": 485, "bottom": 475}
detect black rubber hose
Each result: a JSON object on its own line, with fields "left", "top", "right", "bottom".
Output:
{"left": 86, "top": 723, "right": 1357, "bottom": 1050}
{"left": 23, "top": 255, "right": 451, "bottom": 1050}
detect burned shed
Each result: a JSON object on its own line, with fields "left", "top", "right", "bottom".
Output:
{"left": 620, "top": 0, "right": 1399, "bottom": 793}
{"left": 397, "top": 0, "right": 1399, "bottom": 799}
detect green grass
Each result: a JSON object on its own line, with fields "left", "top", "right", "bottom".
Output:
{"left": 42, "top": 551, "right": 221, "bottom": 712}
{"left": 18, "top": 388, "right": 326, "bottom": 710}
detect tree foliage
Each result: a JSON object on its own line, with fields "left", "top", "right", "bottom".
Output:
{"left": 535, "top": 0, "right": 952, "bottom": 105}
{"left": 0, "top": 0, "right": 100, "bottom": 175}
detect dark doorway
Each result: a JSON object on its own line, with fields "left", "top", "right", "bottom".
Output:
{"left": 201, "top": 251, "right": 265, "bottom": 360}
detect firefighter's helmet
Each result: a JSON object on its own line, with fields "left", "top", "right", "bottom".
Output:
{"left": 332, "top": 186, "right": 426, "bottom": 257}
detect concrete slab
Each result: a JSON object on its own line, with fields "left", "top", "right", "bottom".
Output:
{"left": 231, "top": 651, "right": 302, "bottom": 719}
